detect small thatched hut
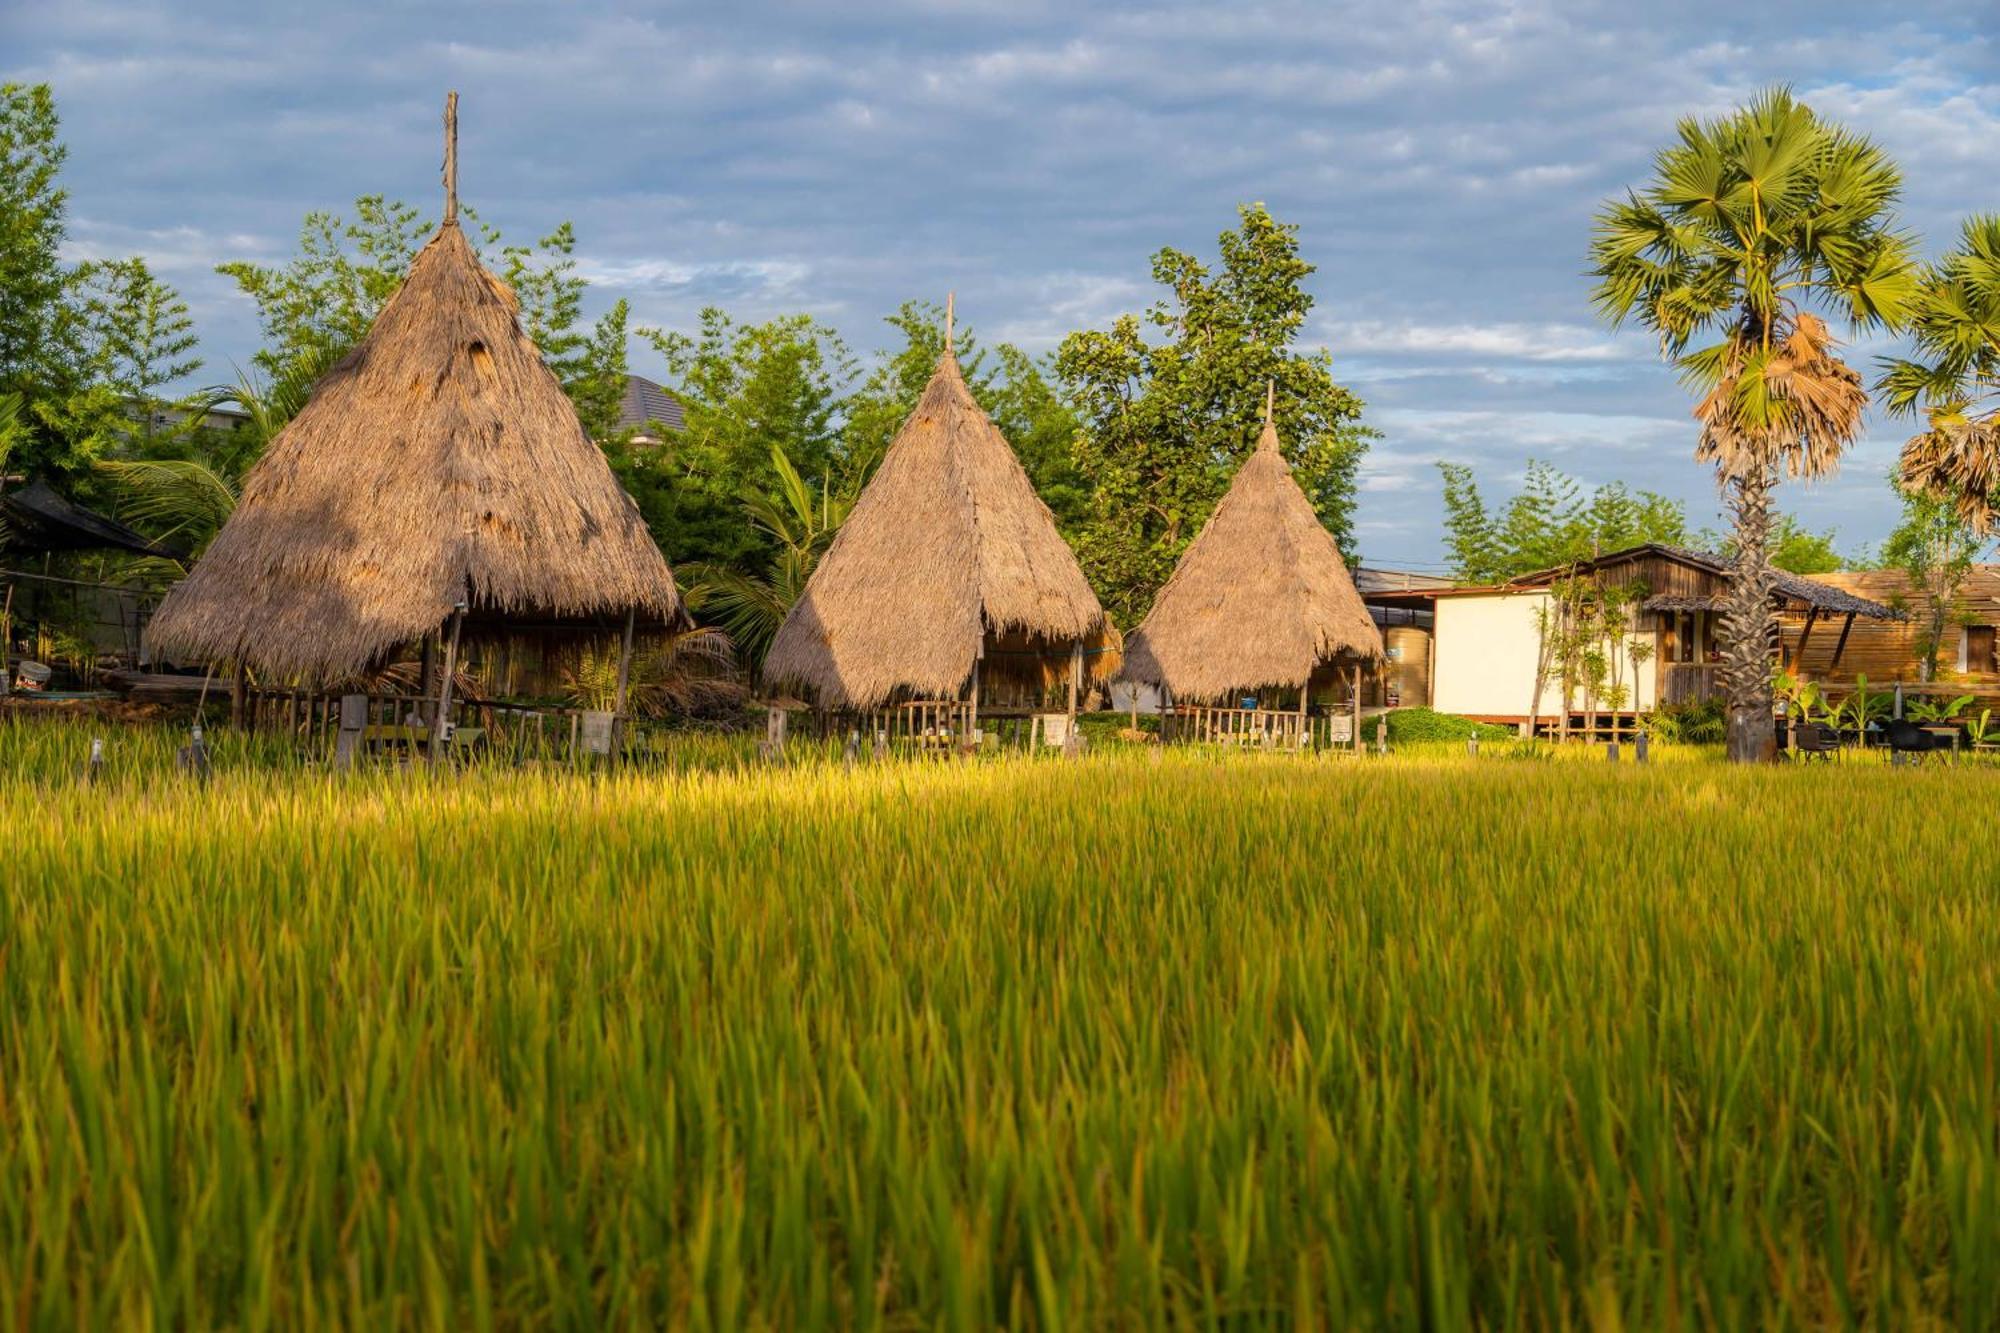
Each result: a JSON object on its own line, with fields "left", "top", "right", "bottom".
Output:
{"left": 763, "top": 320, "right": 1111, "bottom": 739}
{"left": 146, "top": 95, "right": 679, "bottom": 709}
{"left": 1121, "top": 400, "right": 1382, "bottom": 743}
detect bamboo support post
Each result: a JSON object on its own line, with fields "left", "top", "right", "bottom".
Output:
{"left": 434, "top": 606, "right": 465, "bottom": 752}
{"left": 613, "top": 606, "right": 636, "bottom": 718}
{"left": 1351, "top": 664, "right": 1361, "bottom": 755}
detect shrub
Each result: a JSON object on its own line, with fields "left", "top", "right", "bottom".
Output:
{"left": 1644, "top": 697, "right": 1726, "bottom": 744}
{"left": 1361, "top": 707, "right": 1516, "bottom": 743}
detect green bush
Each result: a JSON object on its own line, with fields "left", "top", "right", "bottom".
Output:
{"left": 1361, "top": 708, "right": 1516, "bottom": 743}
{"left": 1645, "top": 697, "right": 1726, "bottom": 745}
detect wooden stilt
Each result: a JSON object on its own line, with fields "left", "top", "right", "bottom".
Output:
{"left": 967, "top": 651, "right": 982, "bottom": 753}
{"left": 1296, "top": 668, "right": 1309, "bottom": 750}
{"left": 1065, "top": 641, "right": 1082, "bottom": 755}
{"left": 230, "top": 659, "right": 247, "bottom": 729}
{"left": 1351, "top": 664, "right": 1361, "bottom": 755}
{"left": 613, "top": 607, "right": 636, "bottom": 716}
{"left": 434, "top": 607, "right": 465, "bottom": 753}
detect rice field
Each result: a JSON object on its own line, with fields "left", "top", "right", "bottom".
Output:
{"left": 2, "top": 714, "right": 1996, "bottom": 1329}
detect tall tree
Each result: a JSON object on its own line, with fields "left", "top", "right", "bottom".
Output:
{"left": 0, "top": 84, "right": 67, "bottom": 396}
{"left": 1438, "top": 463, "right": 1502, "bottom": 582}
{"left": 1439, "top": 459, "right": 1686, "bottom": 580}
{"left": 1880, "top": 482, "right": 1984, "bottom": 679}
{"left": 1886, "top": 215, "right": 2000, "bottom": 530}
{"left": 220, "top": 199, "right": 624, "bottom": 434}
{"left": 1591, "top": 89, "right": 1915, "bottom": 761}
{"left": 1058, "top": 204, "right": 1372, "bottom": 624}
{"left": 634, "top": 309, "right": 852, "bottom": 570}
{"left": 70, "top": 257, "right": 203, "bottom": 454}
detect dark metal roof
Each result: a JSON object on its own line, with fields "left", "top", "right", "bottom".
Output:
{"left": 1511, "top": 542, "right": 1902, "bottom": 621}
{"left": 0, "top": 479, "right": 183, "bottom": 558}
{"left": 616, "top": 375, "right": 685, "bottom": 437}
{"left": 1355, "top": 566, "right": 1459, "bottom": 596}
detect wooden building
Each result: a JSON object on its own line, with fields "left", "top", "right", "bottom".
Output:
{"left": 1361, "top": 544, "right": 1901, "bottom": 733}
{"left": 1780, "top": 566, "right": 2000, "bottom": 683}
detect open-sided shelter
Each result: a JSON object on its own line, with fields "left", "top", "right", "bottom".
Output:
{"left": 1121, "top": 397, "right": 1383, "bottom": 747}
{"left": 146, "top": 95, "right": 680, "bottom": 733}
{"left": 763, "top": 312, "right": 1112, "bottom": 745}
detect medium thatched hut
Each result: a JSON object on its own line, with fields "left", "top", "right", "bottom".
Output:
{"left": 763, "top": 321, "right": 1112, "bottom": 743}
{"left": 1121, "top": 401, "right": 1382, "bottom": 745}
{"left": 146, "top": 95, "right": 679, "bottom": 719}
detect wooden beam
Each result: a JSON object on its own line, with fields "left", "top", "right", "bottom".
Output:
{"left": 1830, "top": 611, "right": 1857, "bottom": 671}
{"left": 1792, "top": 606, "right": 1818, "bottom": 672}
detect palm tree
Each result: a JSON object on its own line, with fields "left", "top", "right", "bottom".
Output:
{"left": 681, "top": 444, "right": 855, "bottom": 672}
{"left": 1591, "top": 89, "right": 1915, "bottom": 762}
{"left": 1884, "top": 215, "right": 2000, "bottom": 529}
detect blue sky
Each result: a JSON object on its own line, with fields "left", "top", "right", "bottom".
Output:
{"left": 8, "top": 0, "right": 1995, "bottom": 568}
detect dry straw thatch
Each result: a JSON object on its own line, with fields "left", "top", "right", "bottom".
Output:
{"left": 763, "top": 345, "right": 1109, "bottom": 710}
{"left": 1122, "top": 412, "right": 1381, "bottom": 702}
{"left": 147, "top": 101, "right": 678, "bottom": 682}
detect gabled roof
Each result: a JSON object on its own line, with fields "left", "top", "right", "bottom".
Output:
{"left": 1508, "top": 542, "right": 1902, "bottom": 620}
{"left": 0, "top": 479, "right": 183, "bottom": 559}
{"left": 617, "top": 375, "right": 685, "bottom": 437}
{"left": 763, "top": 348, "right": 1107, "bottom": 709}
{"left": 1122, "top": 416, "right": 1383, "bottom": 700}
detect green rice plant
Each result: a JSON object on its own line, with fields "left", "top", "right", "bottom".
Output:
{"left": 0, "top": 718, "right": 1996, "bottom": 1327}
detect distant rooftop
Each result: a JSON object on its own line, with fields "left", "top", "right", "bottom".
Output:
{"left": 617, "top": 375, "right": 685, "bottom": 439}
{"left": 1354, "top": 566, "right": 1459, "bottom": 596}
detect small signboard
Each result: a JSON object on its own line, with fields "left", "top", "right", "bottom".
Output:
{"left": 1329, "top": 714, "right": 1353, "bottom": 744}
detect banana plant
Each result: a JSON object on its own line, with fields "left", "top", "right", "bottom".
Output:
{"left": 1835, "top": 675, "right": 1890, "bottom": 741}
{"left": 1964, "top": 708, "right": 1999, "bottom": 749}
{"left": 1905, "top": 693, "right": 1974, "bottom": 724}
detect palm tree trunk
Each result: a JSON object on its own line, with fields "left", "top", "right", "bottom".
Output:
{"left": 1720, "top": 465, "right": 1779, "bottom": 762}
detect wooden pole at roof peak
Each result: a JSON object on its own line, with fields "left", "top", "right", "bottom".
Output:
{"left": 442, "top": 91, "right": 459, "bottom": 224}
{"left": 1265, "top": 379, "right": 1275, "bottom": 425}
{"left": 944, "top": 292, "right": 955, "bottom": 354}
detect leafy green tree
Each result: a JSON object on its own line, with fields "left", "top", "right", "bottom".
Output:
{"left": 1058, "top": 204, "right": 1372, "bottom": 624}
{"left": 70, "top": 257, "right": 203, "bottom": 455}
{"left": 1886, "top": 215, "right": 2000, "bottom": 529}
{"left": 1695, "top": 511, "right": 1847, "bottom": 574}
{"left": 632, "top": 310, "right": 852, "bottom": 571}
{"left": 220, "top": 199, "right": 626, "bottom": 434}
{"left": 1591, "top": 88, "right": 1915, "bottom": 761}
{"left": 1583, "top": 482, "right": 1689, "bottom": 553}
{"left": 218, "top": 197, "right": 428, "bottom": 391}
{"left": 1880, "top": 482, "right": 1984, "bottom": 679}
{"left": 1440, "top": 459, "right": 1687, "bottom": 580}
{"left": 0, "top": 84, "right": 67, "bottom": 395}
{"left": 568, "top": 298, "right": 630, "bottom": 444}
{"left": 679, "top": 445, "right": 856, "bottom": 671}
{"left": 1497, "top": 460, "right": 1584, "bottom": 571}
{"left": 1437, "top": 463, "right": 1503, "bottom": 582}
{"left": 1766, "top": 515, "right": 1844, "bottom": 575}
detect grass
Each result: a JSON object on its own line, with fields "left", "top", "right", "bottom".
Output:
{"left": 2, "top": 713, "right": 1996, "bottom": 1328}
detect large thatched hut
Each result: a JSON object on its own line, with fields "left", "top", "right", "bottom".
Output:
{"left": 146, "top": 96, "right": 679, "bottom": 721}
{"left": 763, "top": 325, "right": 1111, "bottom": 743}
{"left": 1121, "top": 401, "right": 1382, "bottom": 745}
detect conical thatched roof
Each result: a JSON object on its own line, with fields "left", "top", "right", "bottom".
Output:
{"left": 1122, "top": 416, "right": 1381, "bottom": 702}
{"left": 147, "top": 209, "right": 678, "bottom": 681}
{"left": 763, "top": 349, "right": 1107, "bottom": 709}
